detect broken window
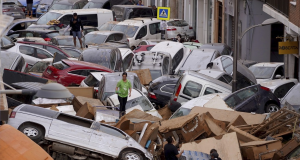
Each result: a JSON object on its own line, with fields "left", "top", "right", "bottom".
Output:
{"left": 57, "top": 114, "right": 93, "bottom": 128}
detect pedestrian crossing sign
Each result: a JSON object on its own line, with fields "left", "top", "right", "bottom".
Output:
{"left": 157, "top": 7, "right": 170, "bottom": 20}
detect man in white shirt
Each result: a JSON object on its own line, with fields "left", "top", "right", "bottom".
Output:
{"left": 160, "top": 20, "right": 168, "bottom": 39}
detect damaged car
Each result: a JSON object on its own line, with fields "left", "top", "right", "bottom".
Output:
{"left": 8, "top": 104, "right": 153, "bottom": 160}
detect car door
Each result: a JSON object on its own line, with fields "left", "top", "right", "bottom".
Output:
{"left": 132, "top": 25, "right": 147, "bottom": 47}
{"left": 148, "top": 22, "right": 161, "bottom": 40}
{"left": 231, "top": 86, "right": 259, "bottom": 112}
{"left": 48, "top": 114, "right": 93, "bottom": 148}
{"left": 89, "top": 122, "right": 128, "bottom": 157}
{"left": 18, "top": 45, "right": 40, "bottom": 66}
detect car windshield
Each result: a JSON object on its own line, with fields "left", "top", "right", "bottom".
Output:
{"left": 57, "top": 38, "right": 79, "bottom": 46}
{"left": 181, "top": 52, "right": 213, "bottom": 70}
{"left": 249, "top": 66, "right": 275, "bottom": 79}
{"left": 115, "top": 95, "right": 153, "bottom": 111}
{"left": 50, "top": 4, "right": 72, "bottom": 10}
{"left": 150, "top": 70, "right": 162, "bottom": 80}
{"left": 40, "top": 0, "right": 53, "bottom": 4}
{"left": 167, "top": 20, "right": 189, "bottom": 27}
{"left": 37, "top": 12, "right": 62, "bottom": 25}
{"left": 85, "top": 34, "right": 107, "bottom": 45}
{"left": 170, "top": 108, "right": 191, "bottom": 119}
{"left": 29, "top": 61, "right": 51, "bottom": 73}
{"left": 112, "top": 25, "right": 138, "bottom": 38}
{"left": 83, "top": 2, "right": 104, "bottom": 8}
{"left": 46, "top": 32, "right": 59, "bottom": 38}
{"left": 99, "top": 23, "right": 116, "bottom": 31}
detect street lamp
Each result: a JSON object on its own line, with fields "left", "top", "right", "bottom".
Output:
{"left": 232, "top": 18, "right": 279, "bottom": 92}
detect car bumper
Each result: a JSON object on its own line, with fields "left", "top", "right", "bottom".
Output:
{"left": 7, "top": 118, "right": 22, "bottom": 129}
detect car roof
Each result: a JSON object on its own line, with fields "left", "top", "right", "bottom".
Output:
{"left": 150, "top": 41, "right": 186, "bottom": 57}
{"left": 62, "top": 59, "right": 112, "bottom": 71}
{"left": 252, "top": 62, "right": 284, "bottom": 67}
{"left": 19, "top": 29, "right": 58, "bottom": 33}
{"left": 198, "top": 69, "right": 226, "bottom": 78}
{"left": 118, "top": 18, "right": 160, "bottom": 26}
{"left": 186, "top": 71, "right": 232, "bottom": 90}
{"left": 49, "top": 8, "right": 112, "bottom": 14}
{"left": 181, "top": 93, "right": 230, "bottom": 109}
{"left": 113, "top": 5, "right": 152, "bottom": 9}
{"left": 87, "top": 30, "right": 124, "bottom": 36}
{"left": 54, "top": 0, "right": 86, "bottom": 5}
{"left": 183, "top": 42, "right": 202, "bottom": 47}
{"left": 259, "top": 78, "right": 298, "bottom": 90}
{"left": 11, "top": 18, "right": 37, "bottom": 24}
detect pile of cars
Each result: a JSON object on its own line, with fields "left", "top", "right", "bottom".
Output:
{"left": 1, "top": 1, "right": 299, "bottom": 160}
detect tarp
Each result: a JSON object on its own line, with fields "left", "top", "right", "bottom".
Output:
{"left": 181, "top": 132, "right": 243, "bottom": 160}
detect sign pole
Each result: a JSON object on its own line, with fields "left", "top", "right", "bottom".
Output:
{"left": 232, "top": 0, "right": 239, "bottom": 92}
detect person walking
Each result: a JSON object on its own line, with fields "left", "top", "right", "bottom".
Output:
{"left": 116, "top": 72, "right": 132, "bottom": 118}
{"left": 164, "top": 136, "right": 184, "bottom": 160}
{"left": 26, "top": 0, "right": 33, "bottom": 18}
{"left": 70, "top": 13, "right": 84, "bottom": 49}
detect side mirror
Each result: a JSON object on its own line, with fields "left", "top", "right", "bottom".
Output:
{"left": 275, "top": 75, "right": 281, "bottom": 79}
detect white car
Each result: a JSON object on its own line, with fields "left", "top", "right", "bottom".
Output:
{"left": 0, "top": 50, "right": 27, "bottom": 75}
{"left": 112, "top": 18, "right": 161, "bottom": 49}
{"left": 5, "top": 43, "right": 53, "bottom": 67}
{"left": 166, "top": 19, "right": 195, "bottom": 39}
{"left": 150, "top": 41, "right": 191, "bottom": 74}
{"left": 106, "top": 89, "right": 162, "bottom": 119}
{"left": 170, "top": 93, "right": 230, "bottom": 119}
{"left": 260, "top": 78, "right": 298, "bottom": 100}
{"left": 249, "top": 62, "right": 284, "bottom": 83}
{"left": 8, "top": 104, "right": 153, "bottom": 160}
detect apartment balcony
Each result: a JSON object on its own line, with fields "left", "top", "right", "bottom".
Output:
{"left": 264, "top": 0, "right": 289, "bottom": 17}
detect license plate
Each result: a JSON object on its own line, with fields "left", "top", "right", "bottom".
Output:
{"left": 12, "top": 13, "right": 21, "bottom": 16}
{"left": 47, "top": 69, "right": 52, "bottom": 74}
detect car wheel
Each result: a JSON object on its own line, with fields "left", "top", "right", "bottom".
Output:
{"left": 119, "top": 151, "right": 144, "bottom": 160}
{"left": 19, "top": 123, "right": 44, "bottom": 143}
{"left": 265, "top": 104, "right": 280, "bottom": 113}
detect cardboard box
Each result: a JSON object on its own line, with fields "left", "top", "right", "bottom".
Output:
{"left": 35, "top": 103, "right": 71, "bottom": 108}
{"left": 181, "top": 132, "right": 243, "bottom": 160}
{"left": 76, "top": 102, "right": 94, "bottom": 119}
{"left": 240, "top": 140, "right": 282, "bottom": 160}
{"left": 157, "top": 105, "right": 172, "bottom": 120}
{"left": 130, "top": 69, "right": 152, "bottom": 85}
{"left": 72, "top": 96, "right": 103, "bottom": 112}
{"left": 67, "top": 87, "right": 94, "bottom": 98}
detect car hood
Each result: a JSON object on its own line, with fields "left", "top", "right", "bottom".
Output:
{"left": 256, "top": 79, "right": 268, "bottom": 84}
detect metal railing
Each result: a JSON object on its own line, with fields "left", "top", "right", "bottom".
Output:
{"left": 265, "top": 0, "right": 289, "bottom": 17}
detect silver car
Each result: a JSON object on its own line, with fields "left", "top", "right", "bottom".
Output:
{"left": 8, "top": 104, "right": 153, "bottom": 160}
{"left": 2, "top": 1, "right": 25, "bottom": 19}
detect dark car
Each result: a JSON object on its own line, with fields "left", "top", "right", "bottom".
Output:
{"left": 224, "top": 84, "right": 281, "bottom": 113}
{"left": 199, "top": 43, "right": 232, "bottom": 56}
{"left": 148, "top": 75, "right": 180, "bottom": 108}
{"left": 78, "top": 46, "right": 123, "bottom": 72}
{"left": 133, "top": 45, "right": 155, "bottom": 53}
{"left": 36, "top": 0, "right": 54, "bottom": 17}
{"left": 49, "top": 0, "right": 88, "bottom": 11}
{"left": 17, "top": 40, "right": 74, "bottom": 58}
{"left": 112, "top": 5, "right": 154, "bottom": 21}
{"left": 82, "top": 0, "right": 110, "bottom": 9}
{"left": 27, "top": 24, "right": 61, "bottom": 30}
{"left": 7, "top": 29, "right": 59, "bottom": 41}
{"left": 42, "top": 59, "right": 113, "bottom": 86}
{"left": 3, "top": 1, "right": 25, "bottom": 19}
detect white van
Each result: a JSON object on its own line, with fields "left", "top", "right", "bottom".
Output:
{"left": 171, "top": 71, "right": 232, "bottom": 103}
{"left": 112, "top": 18, "right": 161, "bottom": 49}
{"left": 36, "top": 9, "right": 113, "bottom": 28}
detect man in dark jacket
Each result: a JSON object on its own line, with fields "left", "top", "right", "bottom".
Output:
{"left": 164, "top": 136, "right": 183, "bottom": 160}
{"left": 26, "top": 0, "right": 33, "bottom": 18}
{"left": 210, "top": 149, "right": 222, "bottom": 160}
{"left": 70, "top": 13, "right": 84, "bottom": 49}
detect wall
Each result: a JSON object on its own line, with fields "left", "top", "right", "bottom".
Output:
{"left": 289, "top": 0, "right": 300, "bottom": 28}
{"left": 239, "top": 0, "right": 272, "bottom": 62}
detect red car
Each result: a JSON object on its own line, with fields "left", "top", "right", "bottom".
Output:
{"left": 133, "top": 45, "right": 155, "bottom": 53}
{"left": 17, "top": 40, "right": 75, "bottom": 58}
{"left": 42, "top": 60, "right": 113, "bottom": 86}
